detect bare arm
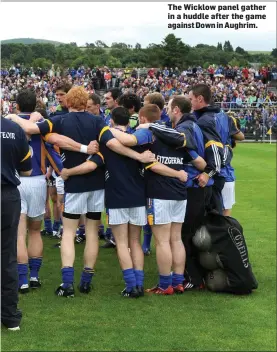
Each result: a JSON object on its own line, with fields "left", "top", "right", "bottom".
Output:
{"left": 109, "top": 128, "right": 137, "bottom": 147}
{"left": 106, "top": 138, "right": 155, "bottom": 163}
{"left": 44, "top": 134, "right": 99, "bottom": 154}
{"left": 6, "top": 114, "right": 40, "bottom": 134}
{"left": 233, "top": 131, "right": 245, "bottom": 141}
{"left": 148, "top": 163, "right": 188, "bottom": 182}
{"left": 7, "top": 114, "right": 99, "bottom": 155}
{"left": 20, "top": 170, "right": 32, "bottom": 176}
{"left": 60, "top": 161, "right": 98, "bottom": 180}
{"left": 191, "top": 156, "right": 207, "bottom": 171}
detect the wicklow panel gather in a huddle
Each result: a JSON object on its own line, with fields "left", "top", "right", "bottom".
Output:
{"left": 1, "top": 83, "right": 258, "bottom": 331}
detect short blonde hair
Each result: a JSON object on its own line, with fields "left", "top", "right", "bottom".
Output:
{"left": 66, "top": 87, "right": 89, "bottom": 110}
{"left": 139, "top": 104, "right": 160, "bottom": 122}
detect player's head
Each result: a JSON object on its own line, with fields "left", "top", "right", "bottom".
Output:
{"left": 65, "top": 87, "right": 89, "bottom": 111}
{"left": 105, "top": 88, "right": 121, "bottom": 110}
{"left": 139, "top": 104, "right": 160, "bottom": 124}
{"left": 110, "top": 107, "right": 130, "bottom": 127}
{"left": 144, "top": 92, "right": 165, "bottom": 114}
{"left": 55, "top": 82, "right": 72, "bottom": 108}
{"left": 16, "top": 89, "right": 37, "bottom": 113}
{"left": 87, "top": 93, "right": 101, "bottom": 115}
{"left": 189, "top": 84, "right": 211, "bottom": 111}
{"left": 118, "top": 93, "right": 141, "bottom": 116}
{"left": 167, "top": 96, "right": 192, "bottom": 123}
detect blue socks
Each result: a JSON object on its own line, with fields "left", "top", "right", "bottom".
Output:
{"left": 105, "top": 227, "right": 115, "bottom": 242}
{"left": 105, "top": 227, "right": 112, "bottom": 238}
{"left": 18, "top": 263, "right": 28, "bottom": 288}
{"left": 134, "top": 270, "right": 144, "bottom": 287}
{"left": 172, "top": 273, "right": 184, "bottom": 287}
{"left": 53, "top": 220, "right": 61, "bottom": 232}
{"left": 44, "top": 218, "right": 53, "bottom": 233}
{"left": 98, "top": 224, "right": 104, "bottom": 236}
{"left": 142, "top": 224, "right": 152, "bottom": 250}
{"left": 61, "top": 267, "right": 74, "bottom": 288}
{"left": 80, "top": 267, "right": 94, "bottom": 285}
{"left": 29, "top": 257, "right": 42, "bottom": 279}
{"left": 122, "top": 269, "right": 136, "bottom": 292}
{"left": 159, "top": 275, "right": 172, "bottom": 290}
{"left": 77, "top": 225, "right": 85, "bottom": 237}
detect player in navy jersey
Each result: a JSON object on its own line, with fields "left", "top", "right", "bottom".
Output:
{"left": 140, "top": 93, "right": 171, "bottom": 255}
{"left": 111, "top": 104, "right": 206, "bottom": 295}
{"left": 87, "top": 93, "right": 115, "bottom": 245}
{"left": 215, "top": 112, "right": 244, "bottom": 216}
{"left": 86, "top": 93, "right": 107, "bottom": 240}
{"left": 6, "top": 90, "right": 98, "bottom": 295}
{"left": 137, "top": 96, "right": 214, "bottom": 289}
{"left": 60, "top": 106, "right": 187, "bottom": 297}
{"left": 102, "top": 88, "right": 122, "bottom": 246}
{"left": 8, "top": 87, "right": 155, "bottom": 298}
{"left": 1, "top": 117, "right": 32, "bottom": 331}
{"left": 188, "top": 84, "right": 225, "bottom": 214}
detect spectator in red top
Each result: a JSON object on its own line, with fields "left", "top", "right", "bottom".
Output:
{"left": 261, "top": 67, "right": 268, "bottom": 84}
{"left": 242, "top": 67, "right": 249, "bottom": 79}
{"left": 148, "top": 68, "right": 155, "bottom": 78}
{"left": 208, "top": 65, "right": 215, "bottom": 80}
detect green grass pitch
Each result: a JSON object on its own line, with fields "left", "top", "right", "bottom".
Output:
{"left": 1, "top": 143, "right": 276, "bottom": 351}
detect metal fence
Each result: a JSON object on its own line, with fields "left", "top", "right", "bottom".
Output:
{"left": 214, "top": 101, "right": 277, "bottom": 110}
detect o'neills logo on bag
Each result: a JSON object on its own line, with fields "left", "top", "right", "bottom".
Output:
{"left": 228, "top": 227, "right": 249, "bottom": 268}
{"left": 156, "top": 155, "right": 183, "bottom": 165}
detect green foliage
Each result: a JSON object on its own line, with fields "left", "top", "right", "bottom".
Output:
{"left": 235, "top": 46, "right": 248, "bottom": 56}
{"left": 32, "top": 58, "right": 52, "bottom": 69}
{"left": 0, "top": 35, "right": 272, "bottom": 69}
{"left": 228, "top": 58, "right": 240, "bottom": 67}
{"left": 106, "top": 56, "right": 122, "bottom": 68}
{"left": 271, "top": 48, "right": 277, "bottom": 58}
{"left": 223, "top": 40, "right": 234, "bottom": 52}
{"left": 161, "top": 34, "right": 190, "bottom": 68}
{"left": 217, "top": 42, "right": 223, "bottom": 51}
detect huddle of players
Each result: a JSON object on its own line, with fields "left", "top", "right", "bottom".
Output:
{"left": 6, "top": 82, "right": 244, "bottom": 298}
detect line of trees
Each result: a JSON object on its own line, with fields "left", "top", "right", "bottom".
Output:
{"left": 1, "top": 34, "right": 276, "bottom": 70}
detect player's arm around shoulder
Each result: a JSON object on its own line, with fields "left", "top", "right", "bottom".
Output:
{"left": 145, "top": 162, "right": 188, "bottom": 182}
{"left": 109, "top": 128, "right": 138, "bottom": 147}
{"left": 5, "top": 113, "right": 40, "bottom": 135}
{"left": 60, "top": 153, "right": 104, "bottom": 181}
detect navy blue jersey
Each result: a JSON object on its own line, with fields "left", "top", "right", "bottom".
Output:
{"left": 90, "top": 129, "right": 146, "bottom": 209}
{"left": 194, "top": 106, "right": 224, "bottom": 177}
{"left": 147, "top": 116, "right": 214, "bottom": 188}
{"left": 1, "top": 118, "right": 32, "bottom": 186}
{"left": 215, "top": 112, "right": 240, "bottom": 167}
{"left": 18, "top": 114, "right": 63, "bottom": 177}
{"left": 174, "top": 115, "right": 214, "bottom": 188}
{"left": 134, "top": 129, "right": 187, "bottom": 200}
{"left": 37, "top": 112, "right": 114, "bottom": 193}
{"left": 220, "top": 163, "right": 235, "bottom": 182}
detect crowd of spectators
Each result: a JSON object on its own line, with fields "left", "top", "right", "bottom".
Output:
{"left": 1, "top": 63, "right": 277, "bottom": 139}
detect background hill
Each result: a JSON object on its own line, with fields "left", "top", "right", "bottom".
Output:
{"left": 1, "top": 38, "right": 64, "bottom": 46}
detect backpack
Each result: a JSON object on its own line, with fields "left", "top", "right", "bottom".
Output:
{"left": 195, "top": 211, "right": 258, "bottom": 295}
